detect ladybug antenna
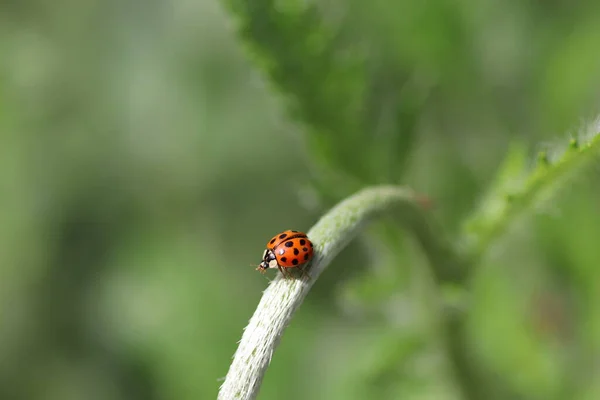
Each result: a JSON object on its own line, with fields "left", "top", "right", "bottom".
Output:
{"left": 251, "top": 263, "right": 268, "bottom": 273}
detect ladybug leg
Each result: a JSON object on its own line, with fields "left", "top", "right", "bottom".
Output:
{"left": 278, "top": 265, "right": 291, "bottom": 280}
{"left": 298, "top": 265, "right": 311, "bottom": 280}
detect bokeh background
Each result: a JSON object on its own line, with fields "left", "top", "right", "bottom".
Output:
{"left": 1, "top": 0, "right": 600, "bottom": 399}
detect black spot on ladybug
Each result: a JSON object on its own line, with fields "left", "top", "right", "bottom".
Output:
{"left": 302, "top": 247, "right": 308, "bottom": 252}
{"left": 310, "top": 242, "right": 313, "bottom": 248}
{"left": 304, "top": 254, "right": 309, "bottom": 261}
{"left": 293, "top": 248, "right": 299, "bottom": 255}
{"left": 281, "top": 257, "right": 287, "bottom": 263}
{"left": 279, "top": 233, "right": 287, "bottom": 239}
{"left": 285, "top": 241, "right": 293, "bottom": 247}
{"left": 292, "top": 259, "right": 299, "bottom": 265}
{"left": 299, "top": 239, "right": 306, "bottom": 246}
{"left": 270, "top": 238, "right": 276, "bottom": 245}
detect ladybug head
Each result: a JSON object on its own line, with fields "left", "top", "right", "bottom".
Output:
{"left": 255, "top": 263, "right": 268, "bottom": 273}
{"left": 256, "top": 249, "right": 277, "bottom": 273}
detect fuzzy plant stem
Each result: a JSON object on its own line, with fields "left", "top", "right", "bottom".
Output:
{"left": 218, "top": 185, "right": 465, "bottom": 400}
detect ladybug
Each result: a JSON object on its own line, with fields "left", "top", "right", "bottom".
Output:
{"left": 256, "top": 230, "right": 314, "bottom": 279}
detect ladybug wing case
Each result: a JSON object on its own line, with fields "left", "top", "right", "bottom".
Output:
{"left": 276, "top": 237, "right": 313, "bottom": 268}
{"left": 266, "top": 230, "right": 304, "bottom": 250}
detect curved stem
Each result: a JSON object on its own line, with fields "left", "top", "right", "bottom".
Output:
{"left": 218, "top": 185, "right": 465, "bottom": 400}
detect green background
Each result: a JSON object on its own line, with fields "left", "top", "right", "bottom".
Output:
{"left": 1, "top": 0, "right": 600, "bottom": 399}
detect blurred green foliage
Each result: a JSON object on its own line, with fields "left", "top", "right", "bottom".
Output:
{"left": 1, "top": 0, "right": 600, "bottom": 399}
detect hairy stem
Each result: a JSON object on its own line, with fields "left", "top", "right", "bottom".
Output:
{"left": 218, "top": 185, "right": 465, "bottom": 400}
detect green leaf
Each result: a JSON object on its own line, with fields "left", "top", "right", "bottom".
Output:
{"left": 221, "top": 0, "right": 422, "bottom": 194}
{"left": 460, "top": 132, "right": 600, "bottom": 261}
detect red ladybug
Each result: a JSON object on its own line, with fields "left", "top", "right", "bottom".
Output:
{"left": 256, "top": 230, "right": 314, "bottom": 278}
